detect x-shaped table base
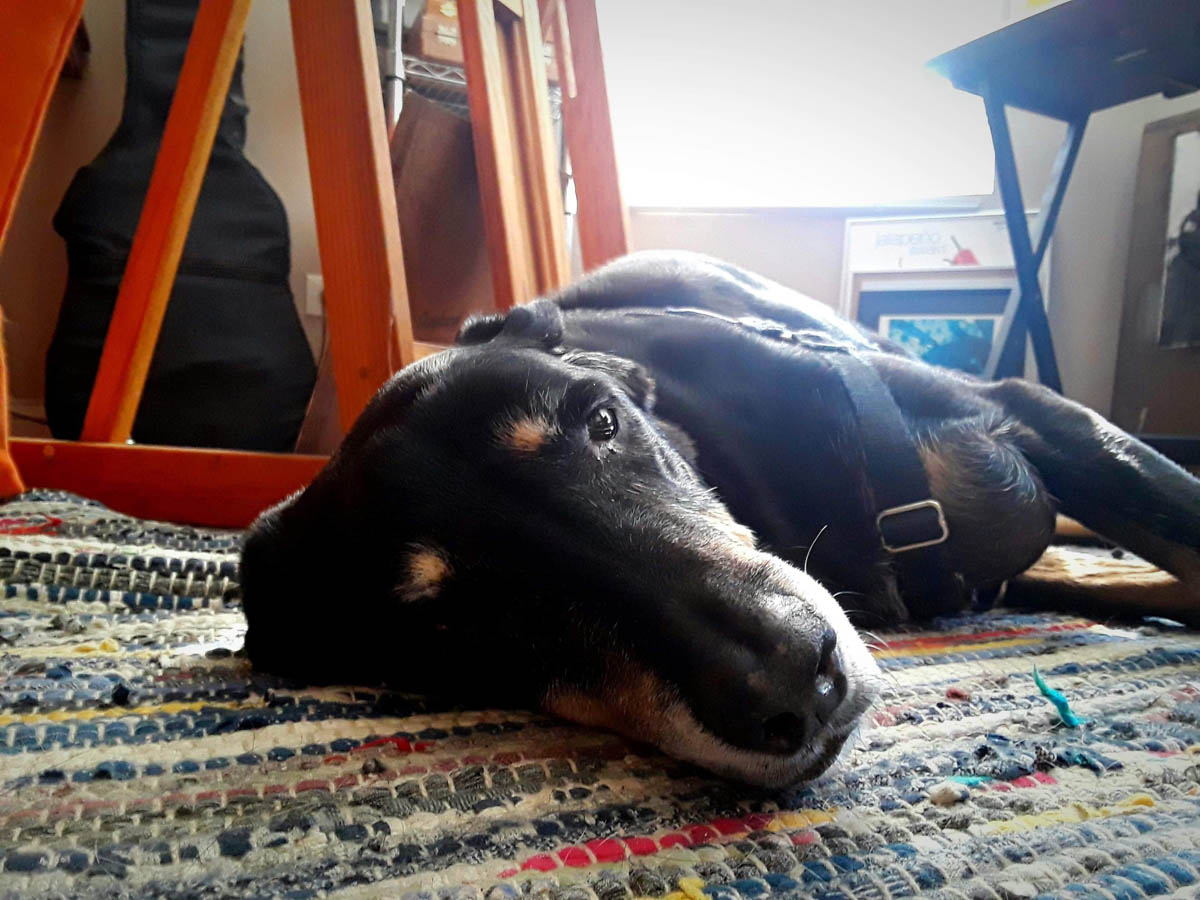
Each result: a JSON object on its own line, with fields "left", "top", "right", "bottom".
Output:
{"left": 982, "top": 83, "right": 1088, "bottom": 392}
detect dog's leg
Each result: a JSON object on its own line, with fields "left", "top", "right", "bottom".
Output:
{"left": 986, "top": 378, "right": 1200, "bottom": 617}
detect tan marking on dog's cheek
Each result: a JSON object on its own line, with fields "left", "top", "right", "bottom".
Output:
{"left": 917, "top": 444, "right": 953, "bottom": 504}
{"left": 396, "top": 547, "right": 452, "bottom": 602}
{"left": 703, "top": 508, "right": 757, "bottom": 548}
{"left": 502, "top": 416, "right": 557, "bottom": 453}
{"left": 543, "top": 659, "right": 673, "bottom": 746}
{"left": 730, "top": 523, "right": 756, "bottom": 547}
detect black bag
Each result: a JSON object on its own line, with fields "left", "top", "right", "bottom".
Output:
{"left": 1161, "top": 211, "right": 1200, "bottom": 348}
{"left": 47, "top": 0, "right": 316, "bottom": 451}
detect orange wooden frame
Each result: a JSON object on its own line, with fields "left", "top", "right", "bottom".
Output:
{"left": 1, "top": 0, "right": 628, "bottom": 528}
{"left": 11, "top": 440, "right": 326, "bottom": 529}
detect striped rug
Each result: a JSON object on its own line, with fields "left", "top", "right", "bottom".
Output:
{"left": 2, "top": 490, "right": 1200, "bottom": 899}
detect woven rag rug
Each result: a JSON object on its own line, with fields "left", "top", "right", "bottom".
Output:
{"left": 3, "top": 492, "right": 1200, "bottom": 900}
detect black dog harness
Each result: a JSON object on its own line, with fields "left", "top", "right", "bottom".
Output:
{"left": 652, "top": 308, "right": 958, "bottom": 609}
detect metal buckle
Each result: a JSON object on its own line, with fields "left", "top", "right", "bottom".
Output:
{"left": 876, "top": 499, "right": 949, "bottom": 553}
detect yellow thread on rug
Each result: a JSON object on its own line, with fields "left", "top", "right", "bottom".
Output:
{"left": 981, "top": 794, "right": 1156, "bottom": 834}
{"left": 664, "top": 877, "right": 710, "bottom": 900}
{"left": 73, "top": 638, "right": 121, "bottom": 654}
{"left": 0, "top": 698, "right": 263, "bottom": 727}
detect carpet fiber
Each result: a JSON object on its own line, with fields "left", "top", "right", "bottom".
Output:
{"left": 3, "top": 492, "right": 1200, "bottom": 899}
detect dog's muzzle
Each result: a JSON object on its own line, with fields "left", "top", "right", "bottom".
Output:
{"left": 593, "top": 551, "right": 880, "bottom": 787}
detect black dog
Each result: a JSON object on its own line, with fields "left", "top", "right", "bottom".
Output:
{"left": 241, "top": 251, "right": 1200, "bottom": 786}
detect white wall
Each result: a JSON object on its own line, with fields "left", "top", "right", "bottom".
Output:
{"left": 630, "top": 92, "right": 1200, "bottom": 417}
{"left": 241, "top": 1, "right": 319, "bottom": 331}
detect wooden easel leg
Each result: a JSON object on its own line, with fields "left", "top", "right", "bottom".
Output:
{"left": 0, "top": 321, "right": 27, "bottom": 498}
{"left": 80, "top": 0, "right": 252, "bottom": 442}
{"left": 0, "top": 0, "right": 85, "bottom": 251}
{"left": 509, "top": 0, "right": 570, "bottom": 292}
{"left": 290, "top": 0, "right": 416, "bottom": 432}
{"left": 459, "top": 0, "right": 538, "bottom": 309}
{"left": 560, "top": 0, "right": 629, "bottom": 271}
{"left": 0, "top": 0, "right": 82, "bottom": 496}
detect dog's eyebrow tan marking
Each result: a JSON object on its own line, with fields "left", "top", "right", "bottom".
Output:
{"left": 502, "top": 415, "right": 559, "bottom": 453}
{"left": 704, "top": 508, "right": 757, "bottom": 548}
{"left": 396, "top": 545, "right": 451, "bottom": 602}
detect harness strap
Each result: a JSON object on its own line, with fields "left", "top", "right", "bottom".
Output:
{"left": 821, "top": 350, "right": 959, "bottom": 609}
{"left": 640, "top": 307, "right": 959, "bottom": 609}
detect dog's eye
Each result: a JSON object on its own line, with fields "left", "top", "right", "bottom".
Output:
{"left": 586, "top": 407, "right": 619, "bottom": 442}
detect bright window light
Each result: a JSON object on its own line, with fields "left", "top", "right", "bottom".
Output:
{"left": 595, "top": 0, "right": 1006, "bottom": 208}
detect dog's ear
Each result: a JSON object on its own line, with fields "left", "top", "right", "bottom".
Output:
{"left": 562, "top": 350, "right": 656, "bottom": 410}
{"left": 456, "top": 300, "right": 564, "bottom": 349}
{"left": 456, "top": 313, "right": 506, "bottom": 345}
{"left": 241, "top": 361, "right": 445, "bottom": 684}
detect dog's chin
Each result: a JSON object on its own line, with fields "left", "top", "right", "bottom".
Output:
{"left": 652, "top": 684, "right": 876, "bottom": 788}
{"left": 544, "top": 654, "right": 880, "bottom": 789}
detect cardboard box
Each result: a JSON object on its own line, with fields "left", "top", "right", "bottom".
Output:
{"left": 425, "top": 0, "right": 459, "bottom": 23}
{"left": 405, "top": 15, "right": 463, "bottom": 65}
{"left": 404, "top": 7, "right": 559, "bottom": 80}
{"left": 390, "top": 92, "right": 497, "bottom": 344}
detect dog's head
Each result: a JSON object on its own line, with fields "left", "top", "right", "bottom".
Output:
{"left": 241, "top": 300, "right": 878, "bottom": 786}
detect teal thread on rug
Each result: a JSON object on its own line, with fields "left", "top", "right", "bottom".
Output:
{"left": 1033, "top": 666, "right": 1087, "bottom": 727}
{"left": 947, "top": 775, "right": 994, "bottom": 786}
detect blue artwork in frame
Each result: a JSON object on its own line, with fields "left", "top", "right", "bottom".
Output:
{"left": 877, "top": 316, "right": 998, "bottom": 375}
{"left": 857, "top": 288, "right": 1013, "bottom": 375}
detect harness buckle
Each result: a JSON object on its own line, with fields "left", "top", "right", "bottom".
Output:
{"left": 876, "top": 499, "right": 949, "bottom": 554}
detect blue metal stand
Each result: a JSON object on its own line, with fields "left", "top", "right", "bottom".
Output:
{"left": 981, "top": 85, "right": 1088, "bottom": 391}
{"left": 928, "top": 0, "right": 1200, "bottom": 462}
{"left": 929, "top": 0, "right": 1200, "bottom": 395}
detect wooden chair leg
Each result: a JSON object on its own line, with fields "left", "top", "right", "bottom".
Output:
{"left": 291, "top": 0, "right": 416, "bottom": 432}
{"left": 0, "top": 0, "right": 85, "bottom": 251}
{"left": 80, "top": 0, "right": 252, "bottom": 442}
{"left": 559, "top": 0, "right": 629, "bottom": 271}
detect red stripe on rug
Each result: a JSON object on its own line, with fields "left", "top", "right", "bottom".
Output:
{"left": 500, "top": 811, "right": 794, "bottom": 877}
{"left": 877, "top": 621, "right": 1091, "bottom": 652}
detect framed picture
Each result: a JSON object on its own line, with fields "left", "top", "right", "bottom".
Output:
{"left": 842, "top": 212, "right": 1050, "bottom": 377}
{"left": 1112, "top": 109, "right": 1200, "bottom": 436}
{"left": 1158, "top": 129, "right": 1200, "bottom": 348}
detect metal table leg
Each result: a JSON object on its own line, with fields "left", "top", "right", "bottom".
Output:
{"left": 981, "top": 84, "right": 1087, "bottom": 391}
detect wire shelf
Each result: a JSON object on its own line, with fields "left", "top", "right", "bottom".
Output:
{"left": 402, "top": 53, "right": 562, "bottom": 121}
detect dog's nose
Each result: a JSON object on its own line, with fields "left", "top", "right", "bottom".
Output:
{"left": 758, "top": 627, "right": 848, "bottom": 755}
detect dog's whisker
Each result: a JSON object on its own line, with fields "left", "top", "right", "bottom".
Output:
{"left": 802, "top": 524, "right": 829, "bottom": 575}
{"left": 841, "top": 606, "right": 894, "bottom": 626}
{"left": 858, "top": 628, "right": 889, "bottom": 649}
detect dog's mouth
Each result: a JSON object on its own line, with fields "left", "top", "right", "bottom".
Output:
{"left": 544, "top": 656, "right": 876, "bottom": 788}
{"left": 649, "top": 677, "right": 876, "bottom": 787}
{"left": 542, "top": 559, "right": 881, "bottom": 788}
